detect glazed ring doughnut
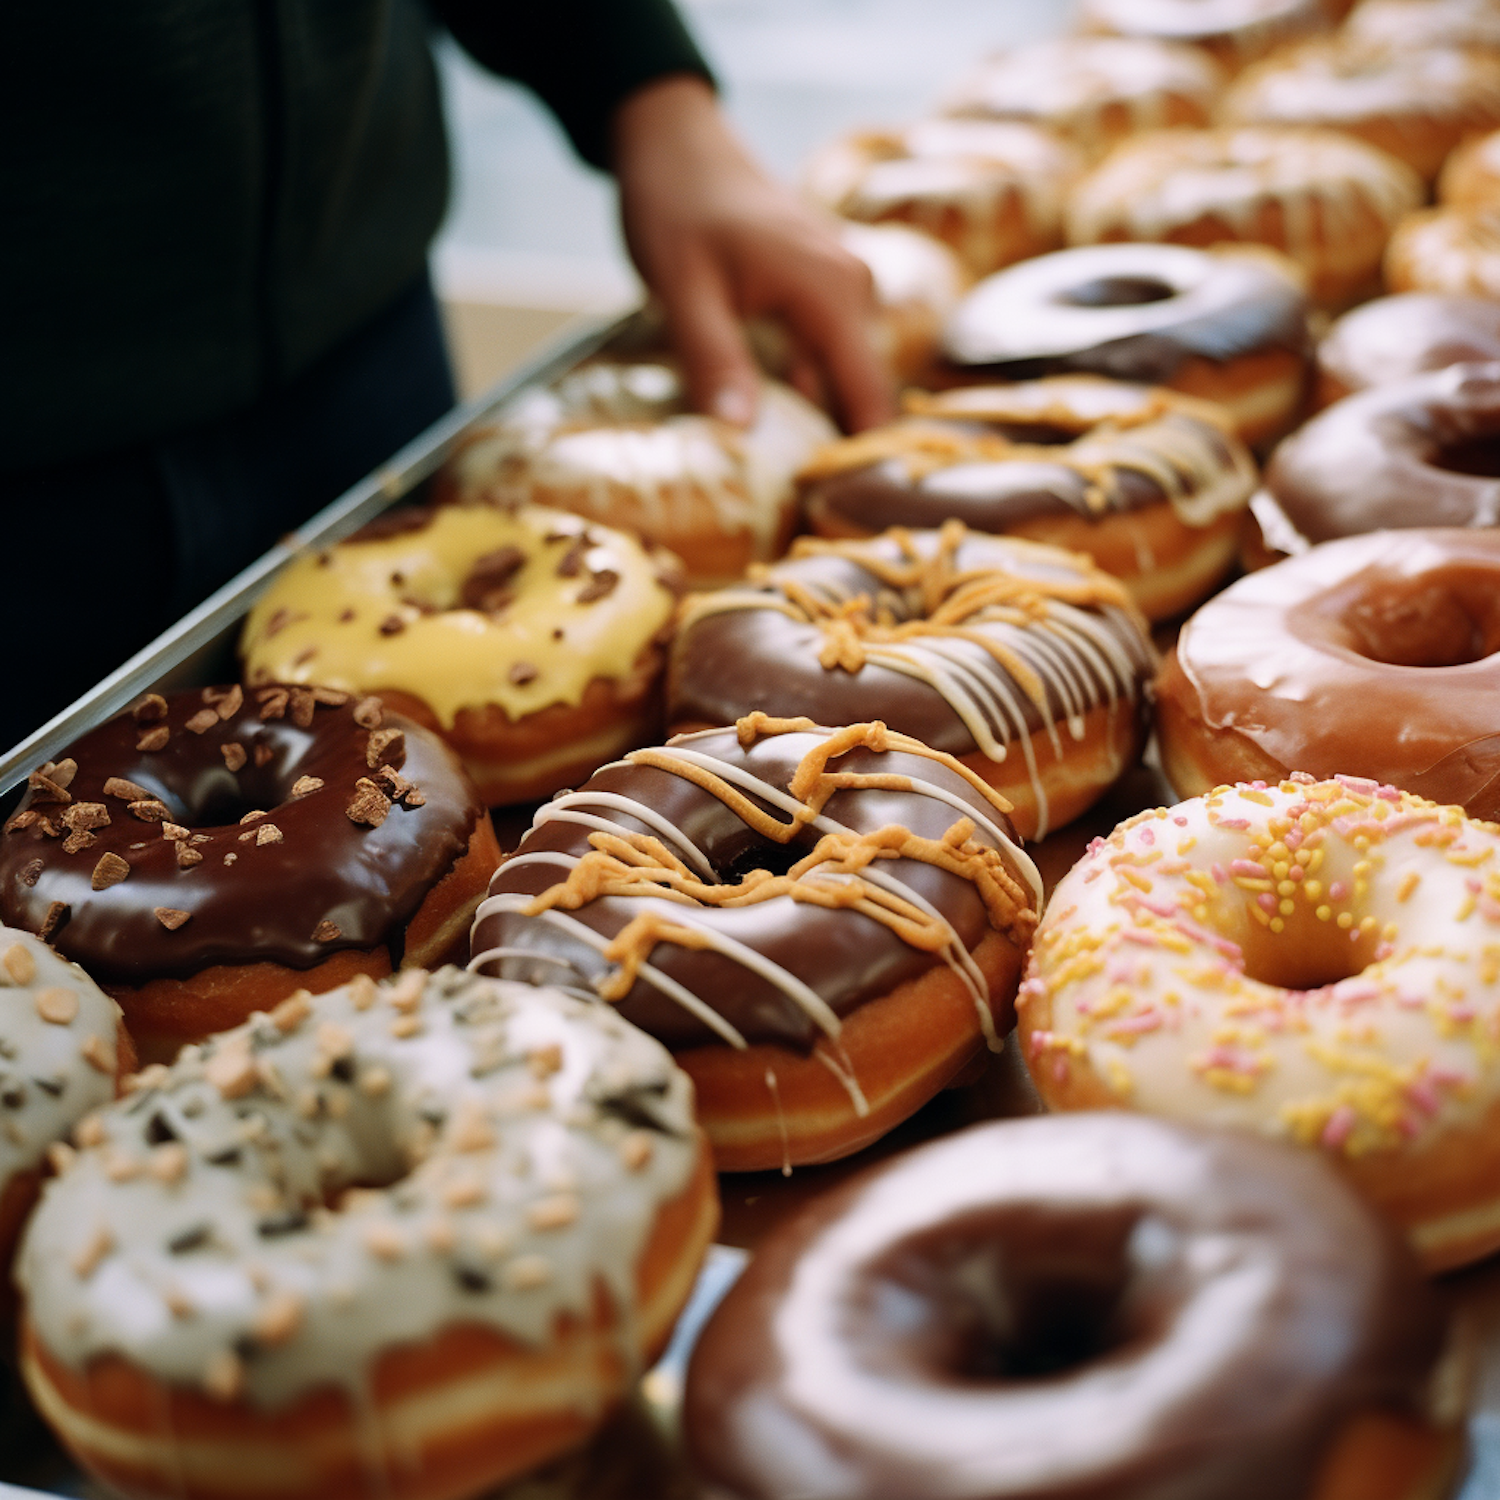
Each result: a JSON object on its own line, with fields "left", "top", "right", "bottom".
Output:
{"left": 0, "top": 687, "right": 500, "bottom": 1064}
{"left": 0, "top": 927, "right": 132, "bottom": 1275}
{"left": 1157, "top": 529, "right": 1500, "bottom": 818}
{"left": 1075, "top": 0, "right": 1334, "bottom": 69}
{"left": 1248, "top": 363, "right": 1500, "bottom": 561}
{"left": 1066, "top": 126, "right": 1423, "bottom": 309}
{"left": 940, "top": 242, "right": 1311, "bottom": 451}
{"left": 470, "top": 716, "right": 1041, "bottom": 1171}
{"left": 802, "top": 118, "right": 1082, "bottom": 278}
{"left": 436, "top": 360, "right": 835, "bottom": 588}
{"left": 685, "top": 1113, "right": 1464, "bottom": 1500}
{"left": 797, "top": 376, "right": 1257, "bottom": 620}
{"left": 1313, "top": 293, "right": 1500, "bottom": 408}
{"left": 1224, "top": 38, "right": 1500, "bottom": 183}
{"left": 17, "top": 968, "right": 719, "bottom": 1500}
{"left": 1023, "top": 774, "right": 1500, "bottom": 1271}
{"left": 1386, "top": 202, "right": 1500, "bottom": 301}
{"left": 666, "top": 525, "right": 1157, "bottom": 839}
{"left": 241, "top": 503, "right": 682, "bottom": 805}
{"left": 942, "top": 35, "right": 1224, "bottom": 161}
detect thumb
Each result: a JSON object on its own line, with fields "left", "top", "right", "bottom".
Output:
{"left": 656, "top": 258, "right": 762, "bottom": 426}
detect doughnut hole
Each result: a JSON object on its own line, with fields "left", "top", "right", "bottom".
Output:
{"left": 1318, "top": 570, "right": 1500, "bottom": 668}
{"left": 848, "top": 1205, "right": 1183, "bottom": 1386}
{"left": 1235, "top": 895, "right": 1382, "bottom": 995}
{"left": 1433, "top": 433, "right": 1500, "bottom": 479}
{"left": 1057, "top": 275, "right": 1177, "bottom": 308}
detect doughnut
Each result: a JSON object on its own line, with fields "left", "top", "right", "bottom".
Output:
{"left": 1223, "top": 38, "right": 1500, "bottom": 183}
{"left": 1438, "top": 127, "right": 1500, "bottom": 209}
{"left": 940, "top": 242, "right": 1312, "bottom": 451}
{"left": 837, "top": 223, "right": 970, "bottom": 387}
{"left": 240, "top": 503, "right": 683, "bottom": 805}
{"left": 435, "top": 360, "right": 835, "bottom": 588}
{"left": 1066, "top": 126, "right": 1423, "bottom": 310}
{"left": 801, "top": 118, "right": 1082, "bottom": 279}
{"left": 684, "top": 1113, "right": 1465, "bottom": 1500}
{"left": 0, "top": 687, "right": 501, "bottom": 1065}
{"left": 1314, "top": 293, "right": 1500, "bottom": 408}
{"left": 1386, "top": 202, "right": 1500, "bottom": 301}
{"left": 665, "top": 526, "right": 1158, "bottom": 838}
{"left": 0, "top": 927, "right": 132, "bottom": 1277}
{"left": 1157, "top": 529, "right": 1500, "bottom": 817}
{"left": 942, "top": 35, "right": 1224, "bottom": 161}
{"left": 796, "top": 376, "right": 1257, "bottom": 620}
{"left": 1075, "top": 0, "right": 1335, "bottom": 69}
{"left": 1248, "top": 363, "right": 1500, "bottom": 562}
{"left": 16, "top": 968, "right": 719, "bottom": 1500}
{"left": 1347, "top": 0, "right": 1500, "bottom": 53}
{"left": 1022, "top": 773, "right": 1500, "bottom": 1272}
{"left": 469, "top": 716, "right": 1042, "bottom": 1171}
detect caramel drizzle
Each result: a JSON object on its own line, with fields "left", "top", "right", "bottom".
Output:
{"left": 676, "top": 527, "right": 1154, "bottom": 838}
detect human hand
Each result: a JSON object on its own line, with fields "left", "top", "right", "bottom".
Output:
{"left": 612, "top": 75, "right": 897, "bottom": 432}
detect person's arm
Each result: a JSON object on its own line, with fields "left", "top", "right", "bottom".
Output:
{"left": 431, "top": 1, "right": 895, "bottom": 430}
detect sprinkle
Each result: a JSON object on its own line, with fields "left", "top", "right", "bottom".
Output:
{"left": 202, "top": 1350, "right": 244, "bottom": 1402}
{"left": 1321, "top": 1105, "right": 1357, "bottom": 1149}
{"left": 389, "top": 1014, "right": 422, "bottom": 1039}
{"left": 149, "top": 1144, "right": 189, "bottom": 1183}
{"left": 364, "top": 1223, "right": 405, "bottom": 1260}
{"left": 443, "top": 1174, "right": 486, "bottom": 1208}
{"left": 251, "top": 1290, "right": 305, "bottom": 1347}
{"left": 359, "top": 1066, "right": 391, "bottom": 1097}
{"left": 270, "top": 991, "right": 312, "bottom": 1032}
{"left": 80, "top": 1034, "right": 114, "bottom": 1073}
{"left": 527, "top": 1193, "right": 579, "bottom": 1231}
{"left": 503, "top": 1255, "right": 551, "bottom": 1290}
{"left": 620, "top": 1131, "right": 654, "bottom": 1171}
{"left": 205, "top": 1044, "right": 258, "bottom": 1099}
{"left": 527, "top": 1044, "right": 563, "bottom": 1079}
{"left": 34, "top": 988, "right": 78, "bottom": 1025}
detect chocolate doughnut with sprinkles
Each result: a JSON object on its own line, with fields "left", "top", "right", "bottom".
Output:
{"left": 471, "top": 716, "right": 1042, "bottom": 1171}
{"left": 0, "top": 687, "right": 501, "bottom": 1064}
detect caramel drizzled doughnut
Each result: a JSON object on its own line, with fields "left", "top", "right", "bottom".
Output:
{"left": 943, "top": 35, "right": 1224, "bottom": 160}
{"left": 1157, "top": 529, "right": 1500, "bottom": 816}
{"left": 1067, "top": 127, "right": 1423, "bottom": 309}
{"left": 802, "top": 119, "right": 1082, "bottom": 278}
{"left": 1250, "top": 363, "right": 1500, "bottom": 560}
{"left": 1023, "top": 774, "right": 1500, "bottom": 1272}
{"left": 940, "top": 242, "right": 1311, "bottom": 450}
{"left": 0, "top": 688, "right": 499, "bottom": 1063}
{"left": 1224, "top": 38, "right": 1500, "bottom": 182}
{"left": 667, "top": 526, "right": 1156, "bottom": 839}
{"left": 1314, "top": 293, "right": 1500, "bottom": 408}
{"left": 1347, "top": 0, "right": 1500, "bottom": 53}
{"left": 17, "top": 969, "right": 719, "bottom": 1500}
{"left": 1077, "top": 0, "right": 1335, "bottom": 69}
{"left": 1386, "top": 202, "right": 1500, "bottom": 300}
{"left": 798, "top": 376, "right": 1256, "bottom": 620}
{"left": 1439, "top": 127, "right": 1500, "bottom": 209}
{"left": 685, "top": 1113, "right": 1463, "bottom": 1500}
{"left": 471, "top": 717, "right": 1041, "bottom": 1171}
{"left": 240, "top": 503, "right": 682, "bottom": 805}
{"left": 437, "top": 361, "right": 835, "bottom": 588}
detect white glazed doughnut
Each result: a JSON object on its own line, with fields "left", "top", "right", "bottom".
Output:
{"left": 17, "top": 967, "right": 718, "bottom": 1500}
{"left": 1020, "top": 775, "right": 1500, "bottom": 1272}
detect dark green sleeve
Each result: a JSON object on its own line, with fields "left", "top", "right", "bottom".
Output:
{"left": 431, "top": 0, "right": 716, "bottom": 168}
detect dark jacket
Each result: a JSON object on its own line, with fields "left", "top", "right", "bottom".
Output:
{"left": 4, "top": 2, "right": 708, "bottom": 471}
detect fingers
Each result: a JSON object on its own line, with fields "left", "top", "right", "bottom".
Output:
{"left": 653, "top": 254, "right": 763, "bottom": 426}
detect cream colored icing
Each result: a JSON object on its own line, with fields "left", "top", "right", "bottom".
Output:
{"left": 0, "top": 925, "right": 120, "bottom": 1188}
{"left": 1348, "top": 0, "right": 1500, "bottom": 53}
{"left": 19, "top": 969, "right": 700, "bottom": 1410}
{"left": 446, "top": 363, "right": 835, "bottom": 586}
{"left": 1390, "top": 207, "right": 1500, "bottom": 300}
{"left": 240, "top": 504, "right": 678, "bottom": 728}
{"left": 1078, "top": 0, "right": 1328, "bottom": 55}
{"left": 837, "top": 223, "right": 969, "bottom": 319}
{"left": 1022, "top": 777, "right": 1500, "bottom": 1168}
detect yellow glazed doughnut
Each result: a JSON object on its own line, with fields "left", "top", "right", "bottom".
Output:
{"left": 240, "top": 504, "right": 682, "bottom": 806}
{"left": 1021, "top": 774, "right": 1500, "bottom": 1272}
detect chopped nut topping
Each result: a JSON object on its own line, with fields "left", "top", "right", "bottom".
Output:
{"left": 424, "top": 1216, "right": 457, "bottom": 1253}
{"left": 526, "top": 1193, "right": 580, "bottom": 1231}
{"left": 238, "top": 809, "right": 268, "bottom": 825}
{"left": 442, "top": 1174, "right": 485, "bottom": 1208}
{"left": 387, "top": 970, "right": 424, "bottom": 1009}
{"left": 104, "top": 1150, "right": 141, "bottom": 1182}
{"left": 136, "top": 726, "right": 171, "bottom": 752}
{"left": 527, "top": 1043, "right": 563, "bottom": 1079}
{"left": 61, "top": 829, "right": 96, "bottom": 855}
{"left": 129, "top": 799, "right": 170, "bottom": 823}
{"left": 71, "top": 1225, "right": 113, "bottom": 1279}
{"left": 2, "top": 944, "right": 36, "bottom": 985}
{"left": 378, "top": 614, "right": 406, "bottom": 636}
{"left": 403, "top": 788, "right": 426, "bottom": 807}
{"left": 220, "top": 742, "right": 247, "bottom": 772}
{"left": 556, "top": 536, "right": 588, "bottom": 578}
{"left": 27, "top": 770, "right": 72, "bottom": 806}
{"left": 312, "top": 687, "right": 350, "bottom": 706}
{"left": 353, "top": 696, "right": 384, "bottom": 729}
{"left": 503, "top": 1254, "right": 551, "bottom": 1291}
{"left": 450, "top": 1105, "right": 496, "bottom": 1153}
{"left": 252, "top": 1289, "right": 305, "bottom": 1347}
{"left": 345, "top": 779, "right": 391, "bottom": 827}
{"left": 577, "top": 569, "right": 620, "bottom": 604}
{"left": 311, "top": 919, "right": 341, "bottom": 943}
{"left": 271, "top": 991, "right": 312, "bottom": 1032}
{"left": 290, "top": 776, "right": 324, "bottom": 797}
{"left": 91, "top": 852, "right": 131, "bottom": 890}
{"left": 74, "top": 1112, "right": 107, "bottom": 1147}
{"left": 62, "top": 802, "right": 110, "bottom": 832}
{"left": 47, "top": 1142, "right": 76, "bottom": 1175}
{"left": 154, "top": 907, "right": 191, "bottom": 931}
{"left": 258, "top": 688, "right": 289, "bottom": 721}
{"left": 124, "top": 1063, "right": 170, "bottom": 1094}
{"left": 315, "top": 1021, "right": 354, "bottom": 1059}
{"left": 80, "top": 1033, "right": 114, "bottom": 1073}
{"left": 364, "top": 1223, "right": 405, "bottom": 1260}
{"left": 253, "top": 743, "right": 274, "bottom": 767}
{"left": 176, "top": 845, "right": 204, "bottom": 869}
{"left": 202, "top": 1350, "right": 244, "bottom": 1402}
{"left": 255, "top": 824, "right": 283, "bottom": 846}
{"left": 185, "top": 709, "right": 220, "bottom": 735}
{"left": 132, "top": 694, "right": 168, "bottom": 723}
{"left": 348, "top": 974, "right": 378, "bottom": 1011}
{"left": 37, "top": 902, "right": 69, "bottom": 941}
{"left": 3, "top": 810, "right": 40, "bottom": 834}
{"left": 366, "top": 727, "right": 405, "bottom": 770}
{"left": 103, "top": 776, "right": 150, "bottom": 802}
{"left": 359, "top": 1064, "right": 392, "bottom": 1097}
{"left": 508, "top": 661, "right": 538, "bottom": 686}
{"left": 162, "top": 822, "right": 189, "bottom": 841}
{"left": 205, "top": 1043, "right": 258, "bottom": 1099}
{"left": 209, "top": 685, "right": 244, "bottom": 721}
{"left": 390, "top": 1014, "right": 423, "bottom": 1039}
{"left": 289, "top": 688, "right": 316, "bottom": 728}
{"left": 149, "top": 1143, "right": 189, "bottom": 1183}
{"left": 18, "top": 859, "right": 43, "bottom": 887}
{"left": 620, "top": 1131, "right": 655, "bottom": 1172}
{"left": 163, "top": 1283, "right": 196, "bottom": 1319}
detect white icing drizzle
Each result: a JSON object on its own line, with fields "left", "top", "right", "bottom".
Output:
{"left": 1388, "top": 206, "right": 1500, "bottom": 300}
{"left": 1077, "top": 0, "right": 1328, "bottom": 59}
{"left": 19, "top": 971, "right": 700, "bottom": 1414}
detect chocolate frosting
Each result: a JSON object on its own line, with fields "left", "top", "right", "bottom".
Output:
{"left": 1267, "top": 361, "right": 1500, "bottom": 542}
{"left": 0, "top": 688, "right": 484, "bottom": 981}
{"left": 941, "top": 243, "right": 1310, "bottom": 381}
{"left": 1166, "top": 528, "right": 1500, "bottom": 815}
{"left": 1317, "top": 294, "right": 1500, "bottom": 401}
{"left": 470, "top": 723, "right": 1039, "bottom": 1052}
{"left": 684, "top": 1112, "right": 1448, "bottom": 1500}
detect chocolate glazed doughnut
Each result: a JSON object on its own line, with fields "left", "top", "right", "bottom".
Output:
{"left": 1158, "top": 528, "right": 1500, "bottom": 818}
{"left": 798, "top": 377, "right": 1256, "bottom": 620}
{"left": 470, "top": 717, "right": 1041, "bottom": 1170}
{"left": 0, "top": 687, "right": 501, "bottom": 1062}
{"left": 939, "top": 242, "right": 1311, "bottom": 450}
{"left": 685, "top": 1113, "right": 1464, "bottom": 1500}
{"left": 1252, "top": 362, "right": 1500, "bottom": 559}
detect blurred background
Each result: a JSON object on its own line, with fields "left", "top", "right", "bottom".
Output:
{"left": 434, "top": 0, "right": 1056, "bottom": 393}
